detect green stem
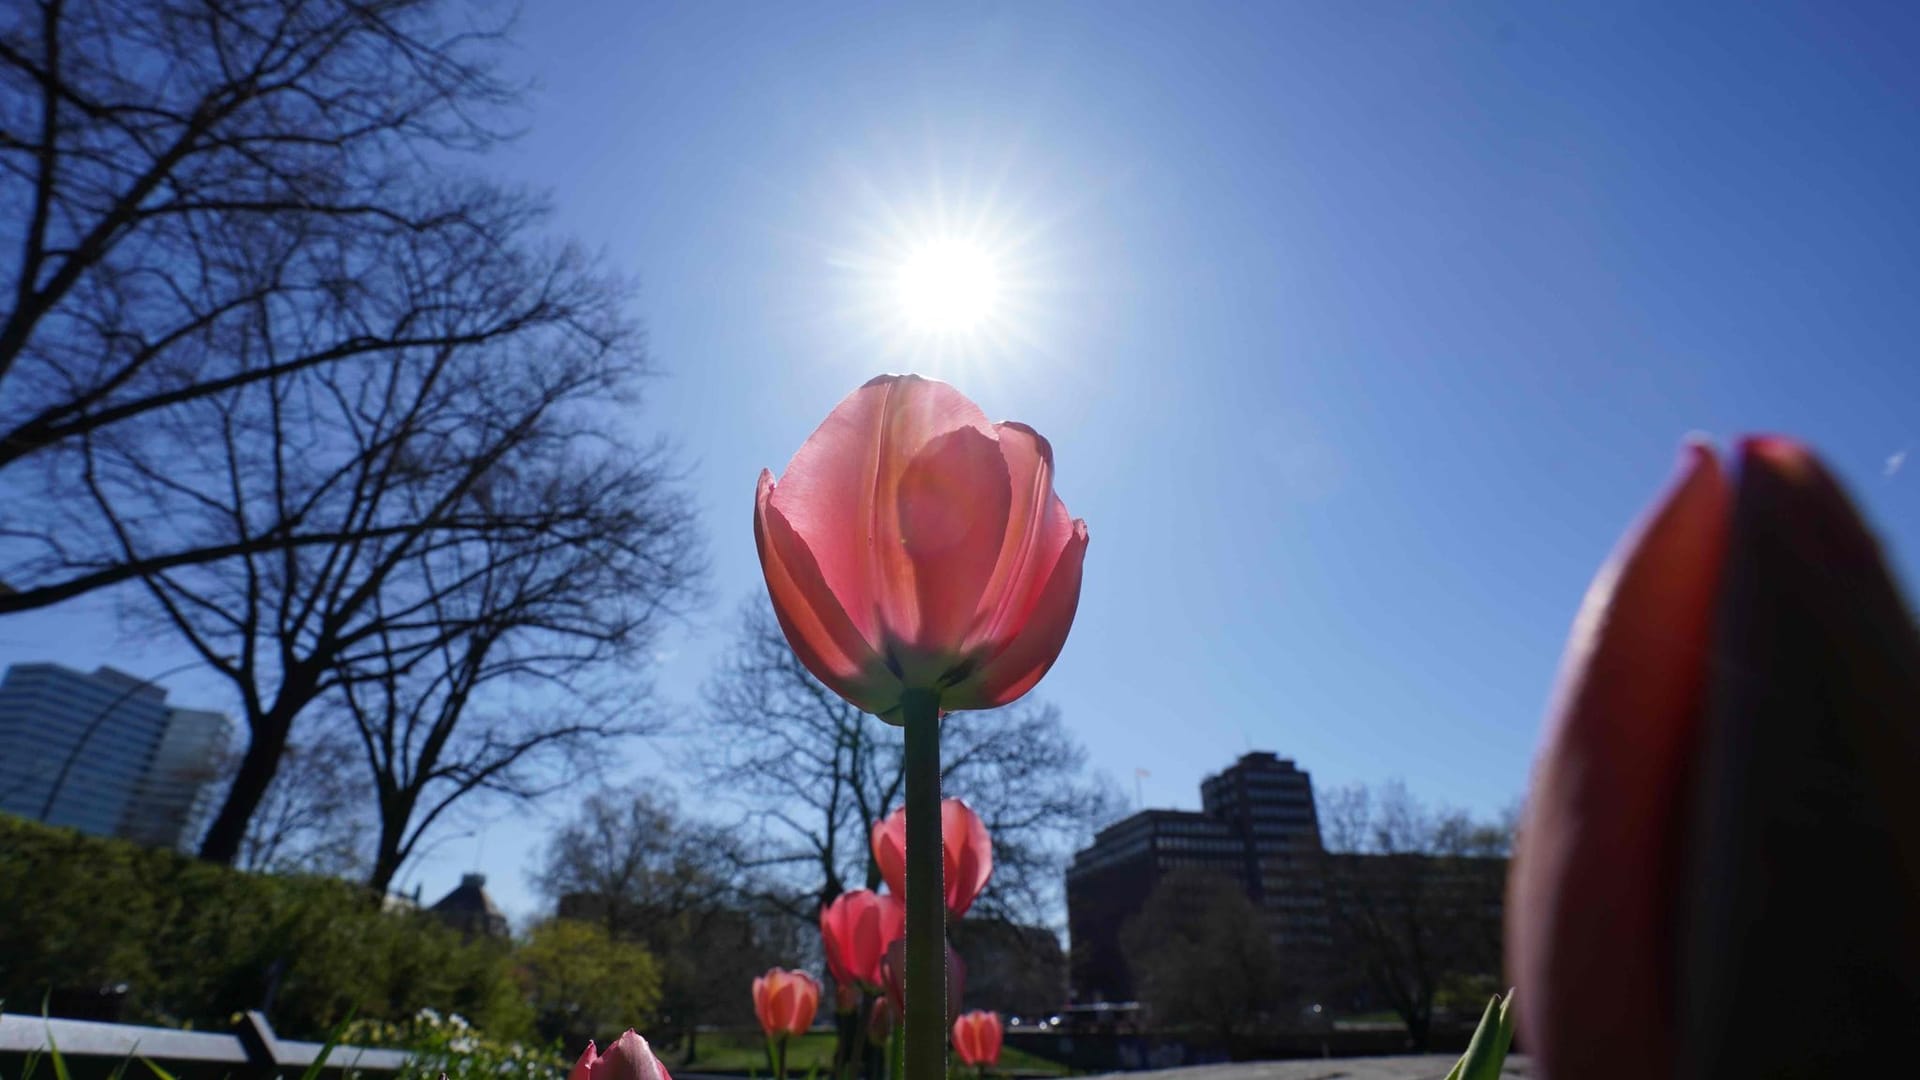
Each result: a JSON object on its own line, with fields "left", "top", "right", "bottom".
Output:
{"left": 847, "top": 994, "right": 869, "bottom": 1080}
{"left": 901, "top": 688, "right": 945, "bottom": 1080}
{"left": 775, "top": 1038, "right": 788, "bottom": 1080}
{"left": 888, "top": 1020, "right": 905, "bottom": 1080}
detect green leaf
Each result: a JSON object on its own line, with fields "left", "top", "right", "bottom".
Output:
{"left": 140, "top": 1058, "right": 182, "bottom": 1080}
{"left": 1446, "top": 989, "right": 1516, "bottom": 1080}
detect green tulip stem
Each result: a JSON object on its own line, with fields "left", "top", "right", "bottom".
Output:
{"left": 773, "top": 1037, "right": 788, "bottom": 1080}
{"left": 847, "top": 995, "right": 869, "bottom": 1080}
{"left": 888, "top": 1020, "right": 905, "bottom": 1080}
{"left": 900, "top": 688, "right": 946, "bottom": 1080}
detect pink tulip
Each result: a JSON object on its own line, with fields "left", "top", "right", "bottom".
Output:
{"left": 753, "top": 967, "right": 822, "bottom": 1041}
{"left": 568, "top": 1031, "right": 671, "bottom": 1080}
{"left": 867, "top": 995, "right": 895, "bottom": 1044}
{"left": 754, "top": 374, "right": 1089, "bottom": 722}
{"left": 1509, "top": 438, "right": 1920, "bottom": 1079}
{"left": 833, "top": 978, "right": 861, "bottom": 1015}
{"left": 872, "top": 798, "right": 993, "bottom": 919}
{"left": 951, "top": 1010, "right": 1004, "bottom": 1068}
{"left": 819, "top": 888, "right": 905, "bottom": 990}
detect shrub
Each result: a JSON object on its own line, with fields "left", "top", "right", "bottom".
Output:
{"left": 0, "top": 816, "right": 526, "bottom": 1040}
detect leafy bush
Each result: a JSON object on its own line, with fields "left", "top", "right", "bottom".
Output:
{"left": 516, "top": 920, "right": 661, "bottom": 1049}
{"left": 0, "top": 816, "right": 527, "bottom": 1040}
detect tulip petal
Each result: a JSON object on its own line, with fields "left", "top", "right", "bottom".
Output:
{"left": 871, "top": 814, "right": 907, "bottom": 902}
{"left": 1675, "top": 438, "right": 1920, "bottom": 1076}
{"left": 600, "top": 1031, "right": 668, "bottom": 1080}
{"left": 1507, "top": 442, "right": 1730, "bottom": 1080}
{"left": 569, "top": 1041, "right": 598, "bottom": 1080}
{"left": 972, "top": 422, "right": 1077, "bottom": 650}
{"left": 942, "top": 799, "right": 993, "bottom": 919}
{"left": 896, "top": 425, "right": 1012, "bottom": 680}
{"left": 757, "top": 471, "right": 898, "bottom": 714}
{"left": 952, "top": 517, "right": 1089, "bottom": 709}
{"left": 770, "top": 374, "right": 994, "bottom": 647}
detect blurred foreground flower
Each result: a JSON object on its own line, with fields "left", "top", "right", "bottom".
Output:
{"left": 951, "top": 1011, "right": 1003, "bottom": 1070}
{"left": 754, "top": 373, "right": 1089, "bottom": 722}
{"left": 569, "top": 1031, "right": 671, "bottom": 1080}
{"left": 1509, "top": 438, "right": 1920, "bottom": 1079}
{"left": 872, "top": 798, "right": 993, "bottom": 919}
{"left": 820, "top": 887, "right": 905, "bottom": 990}
{"left": 834, "top": 978, "right": 861, "bottom": 1015}
{"left": 868, "top": 996, "right": 895, "bottom": 1045}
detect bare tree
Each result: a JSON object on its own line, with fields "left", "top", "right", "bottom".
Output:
{"left": 1316, "top": 782, "right": 1509, "bottom": 1050}
{"left": 699, "top": 600, "right": 1122, "bottom": 929}
{"left": 236, "top": 729, "right": 371, "bottom": 877}
{"left": 94, "top": 243, "right": 703, "bottom": 866}
{"left": 0, "top": 0, "right": 553, "bottom": 614}
{"left": 335, "top": 438, "right": 697, "bottom": 893}
{"left": 532, "top": 790, "right": 794, "bottom": 1060}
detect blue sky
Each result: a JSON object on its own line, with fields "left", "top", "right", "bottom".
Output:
{"left": 8, "top": 1, "right": 1920, "bottom": 923}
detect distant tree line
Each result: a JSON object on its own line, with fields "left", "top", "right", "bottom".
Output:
{"left": 1119, "top": 782, "right": 1511, "bottom": 1052}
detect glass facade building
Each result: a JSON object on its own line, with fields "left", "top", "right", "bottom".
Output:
{"left": 0, "top": 663, "right": 230, "bottom": 850}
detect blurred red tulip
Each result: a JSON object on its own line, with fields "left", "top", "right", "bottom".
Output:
{"left": 872, "top": 797, "right": 993, "bottom": 919}
{"left": 1509, "top": 438, "right": 1920, "bottom": 1079}
{"left": 755, "top": 374, "right": 1089, "bottom": 722}
{"left": 833, "top": 979, "right": 861, "bottom": 1015}
{"left": 867, "top": 996, "right": 895, "bottom": 1044}
{"left": 820, "top": 888, "right": 905, "bottom": 990}
{"left": 951, "top": 1011, "right": 1003, "bottom": 1068}
{"left": 753, "top": 967, "right": 821, "bottom": 1041}
{"left": 568, "top": 1031, "right": 671, "bottom": 1080}
{"left": 882, "top": 937, "right": 965, "bottom": 1022}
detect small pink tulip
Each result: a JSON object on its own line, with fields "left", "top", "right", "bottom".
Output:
{"left": 568, "top": 1031, "right": 671, "bottom": 1080}
{"left": 755, "top": 374, "right": 1089, "bottom": 722}
{"left": 753, "top": 967, "right": 821, "bottom": 1041}
{"left": 872, "top": 797, "right": 993, "bottom": 919}
{"left": 819, "top": 888, "right": 905, "bottom": 990}
{"left": 867, "top": 996, "right": 895, "bottom": 1044}
{"left": 1509, "top": 438, "right": 1920, "bottom": 1079}
{"left": 951, "top": 1010, "right": 1004, "bottom": 1068}
{"left": 833, "top": 979, "right": 861, "bottom": 1015}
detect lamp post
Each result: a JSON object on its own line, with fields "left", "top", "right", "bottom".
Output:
{"left": 37, "top": 658, "right": 219, "bottom": 823}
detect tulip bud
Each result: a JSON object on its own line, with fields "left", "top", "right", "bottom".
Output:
{"left": 752, "top": 967, "right": 821, "bottom": 1041}
{"left": 951, "top": 1010, "right": 1004, "bottom": 1068}
{"left": 867, "top": 996, "right": 895, "bottom": 1045}
{"left": 568, "top": 1031, "right": 671, "bottom": 1080}
{"left": 872, "top": 797, "right": 994, "bottom": 919}
{"left": 834, "top": 979, "right": 861, "bottom": 1015}
{"left": 1509, "top": 438, "right": 1920, "bottom": 1079}
{"left": 820, "top": 888, "right": 905, "bottom": 990}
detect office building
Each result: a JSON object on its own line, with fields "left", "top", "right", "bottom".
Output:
{"left": 1067, "top": 752, "right": 1329, "bottom": 1002}
{"left": 0, "top": 662, "right": 231, "bottom": 850}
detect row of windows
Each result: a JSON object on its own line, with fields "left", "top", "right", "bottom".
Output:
{"left": 1153, "top": 836, "right": 1243, "bottom": 853}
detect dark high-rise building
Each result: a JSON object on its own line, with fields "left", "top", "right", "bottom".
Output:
{"left": 1067, "top": 752, "right": 1330, "bottom": 1002}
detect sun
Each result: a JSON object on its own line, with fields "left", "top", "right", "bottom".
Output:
{"left": 894, "top": 239, "right": 1002, "bottom": 335}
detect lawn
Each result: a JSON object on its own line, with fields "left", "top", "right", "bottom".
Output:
{"left": 681, "top": 1030, "right": 1069, "bottom": 1077}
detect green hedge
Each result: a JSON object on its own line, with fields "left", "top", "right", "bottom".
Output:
{"left": 0, "top": 816, "right": 530, "bottom": 1041}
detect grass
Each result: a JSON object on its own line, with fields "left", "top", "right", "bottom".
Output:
{"left": 680, "top": 1030, "right": 1068, "bottom": 1077}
